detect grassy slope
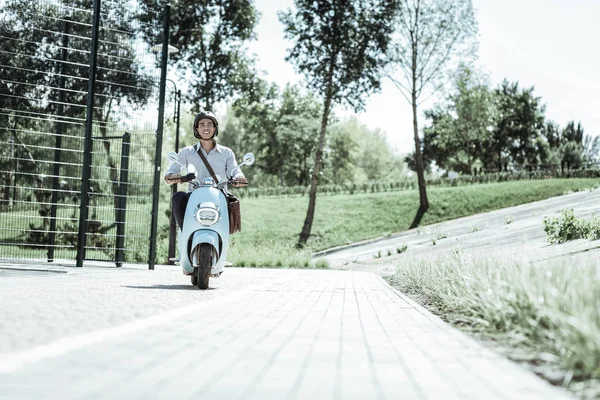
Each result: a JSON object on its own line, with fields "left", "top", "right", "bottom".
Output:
{"left": 225, "top": 178, "right": 600, "bottom": 266}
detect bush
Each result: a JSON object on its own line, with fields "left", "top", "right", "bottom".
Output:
{"left": 544, "top": 209, "right": 600, "bottom": 243}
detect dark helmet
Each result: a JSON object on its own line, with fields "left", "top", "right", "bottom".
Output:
{"left": 193, "top": 110, "right": 219, "bottom": 139}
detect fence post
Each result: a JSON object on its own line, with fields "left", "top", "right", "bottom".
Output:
{"left": 48, "top": 19, "right": 70, "bottom": 262}
{"left": 167, "top": 88, "right": 181, "bottom": 264}
{"left": 76, "top": 0, "right": 101, "bottom": 268}
{"left": 115, "top": 132, "right": 131, "bottom": 267}
{"left": 148, "top": 4, "right": 171, "bottom": 270}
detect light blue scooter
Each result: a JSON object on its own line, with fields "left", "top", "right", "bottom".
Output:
{"left": 167, "top": 151, "right": 255, "bottom": 289}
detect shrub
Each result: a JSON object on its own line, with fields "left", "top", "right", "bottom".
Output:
{"left": 543, "top": 209, "right": 600, "bottom": 243}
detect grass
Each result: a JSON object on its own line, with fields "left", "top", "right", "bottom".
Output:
{"left": 387, "top": 253, "right": 600, "bottom": 398}
{"left": 223, "top": 178, "right": 600, "bottom": 267}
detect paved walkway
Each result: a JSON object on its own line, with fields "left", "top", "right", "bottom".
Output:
{"left": 0, "top": 264, "right": 572, "bottom": 399}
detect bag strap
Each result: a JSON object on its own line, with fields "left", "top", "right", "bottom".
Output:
{"left": 196, "top": 144, "right": 219, "bottom": 183}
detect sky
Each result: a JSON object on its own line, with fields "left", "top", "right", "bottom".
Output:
{"left": 247, "top": 0, "right": 600, "bottom": 156}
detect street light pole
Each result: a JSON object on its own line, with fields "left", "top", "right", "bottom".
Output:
{"left": 167, "top": 83, "right": 181, "bottom": 264}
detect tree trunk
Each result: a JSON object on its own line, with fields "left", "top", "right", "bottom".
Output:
{"left": 97, "top": 111, "right": 120, "bottom": 225}
{"left": 2, "top": 135, "right": 14, "bottom": 206}
{"left": 298, "top": 92, "right": 333, "bottom": 247}
{"left": 412, "top": 94, "right": 429, "bottom": 213}
{"left": 498, "top": 149, "right": 502, "bottom": 172}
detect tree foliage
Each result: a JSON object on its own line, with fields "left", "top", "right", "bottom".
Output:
{"left": 409, "top": 65, "right": 494, "bottom": 174}
{"left": 136, "top": 0, "right": 259, "bottom": 110}
{"left": 412, "top": 70, "right": 600, "bottom": 174}
{"left": 225, "top": 82, "right": 322, "bottom": 186}
{"left": 491, "top": 80, "right": 546, "bottom": 170}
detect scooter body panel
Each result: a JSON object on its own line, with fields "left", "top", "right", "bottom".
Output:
{"left": 179, "top": 186, "right": 230, "bottom": 275}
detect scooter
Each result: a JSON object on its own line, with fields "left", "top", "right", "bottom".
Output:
{"left": 166, "top": 151, "right": 255, "bottom": 289}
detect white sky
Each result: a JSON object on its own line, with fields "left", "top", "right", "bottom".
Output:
{"left": 247, "top": 0, "right": 600, "bottom": 156}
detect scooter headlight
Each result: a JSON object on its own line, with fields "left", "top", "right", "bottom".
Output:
{"left": 195, "top": 207, "right": 219, "bottom": 226}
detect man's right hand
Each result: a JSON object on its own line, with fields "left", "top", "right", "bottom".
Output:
{"left": 180, "top": 173, "right": 196, "bottom": 183}
{"left": 164, "top": 173, "right": 195, "bottom": 184}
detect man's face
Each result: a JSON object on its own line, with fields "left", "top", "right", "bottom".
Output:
{"left": 196, "top": 118, "right": 215, "bottom": 139}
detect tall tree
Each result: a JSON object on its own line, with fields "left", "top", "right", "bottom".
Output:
{"left": 280, "top": 0, "right": 396, "bottom": 247}
{"left": 137, "top": 0, "right": 259, "bottom": 110}
{"left": 384, "top": 0, "right": 477, "bottom": 218}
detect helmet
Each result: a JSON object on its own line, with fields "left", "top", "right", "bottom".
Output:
{"left": 193, "top": 110, "right": 219, "bottom": 139}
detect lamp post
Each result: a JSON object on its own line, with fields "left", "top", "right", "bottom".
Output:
{"left": 166, "top": 79, "right": 181, "bottom": 264}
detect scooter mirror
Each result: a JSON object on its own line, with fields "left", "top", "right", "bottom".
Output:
{"left": 167, "top": 152, "right": 180, "bottom": 165}
{"left": 241, "top": 153, "right": 255, "bottom": 166}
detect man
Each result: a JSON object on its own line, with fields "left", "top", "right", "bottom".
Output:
{"left": 164, "top": 110, "right": 247, "bottom": 230}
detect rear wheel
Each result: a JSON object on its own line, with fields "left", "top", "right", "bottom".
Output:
{"left": 194, "top": 243, "right": 213, "bottom": 290}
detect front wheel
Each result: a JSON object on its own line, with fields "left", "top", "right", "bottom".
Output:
{"left": 194, "top": 243, "right": 213, "bottom": 289}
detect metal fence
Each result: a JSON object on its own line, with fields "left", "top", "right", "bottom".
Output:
{"left": 0, "top": 0, "right": 167, "bottom": 266}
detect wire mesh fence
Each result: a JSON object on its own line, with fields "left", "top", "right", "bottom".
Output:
{"left": 0, "top": 0, "right": 164, "bottom": 265}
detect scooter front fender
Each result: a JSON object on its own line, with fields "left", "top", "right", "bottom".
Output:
{"left": 191, "top": 230, "right": 220, "bottom": 258}
{"left": 181, "top": 230, "right": 221, "bottom": 275}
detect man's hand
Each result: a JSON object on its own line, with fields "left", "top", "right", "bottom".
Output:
{"left": 164, "top": 173, "right": 195, "bottom": 184}
{"left": 230, "top": 177, "right": 248, "bottom": 187}
{"left": 180, "top": 173, "right": 196, "bottom": 183}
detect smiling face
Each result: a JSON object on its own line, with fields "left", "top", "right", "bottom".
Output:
{"left": 196, "top": 117, "right": 216, "bottom": 140}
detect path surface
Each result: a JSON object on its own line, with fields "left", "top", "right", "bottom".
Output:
{"left": 0, "top": 262, "right": 574, "bottom": 399}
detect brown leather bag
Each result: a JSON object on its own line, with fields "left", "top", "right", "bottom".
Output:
{"left": 225, "top": 193, "right": 241, "bottom": 234}
{"left": 196, "top": 146, "right": 242, "bottom": 234}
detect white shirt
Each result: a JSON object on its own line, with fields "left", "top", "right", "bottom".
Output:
{"left": 165, "top": 142, "right": 244, "bottom": 192}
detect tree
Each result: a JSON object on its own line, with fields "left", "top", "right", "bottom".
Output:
{"left": 405, "top": 106, "right": 451, "bottom": 173}
{"left": 491, "top": 80, "right": 545, "bottom": 170}
{"left": 543, "top": 120, "right": 562, "bottom": 150}
{"left": 229, "top": 82, "right": 322, "bottom": 186}
{"left": 560, "top": 121, "right": 599, "bottom": 168}
{"left": 327, "top": 126, "right": 357, "bottom": 184}
{"left": 562, "top": 121, "right": 585, "bottom": 144}
{"left": 280, "top": 0, "right": 397, "bottom": 247}
{"left": 582, "top": 134, "right": 600, "bottom": 165}
{"left": 137, "top": 0, "right": 259, "bottom": 111}
{"left": 384, "top": 0, "right": 477, "bottom": 218}
{"left": 330, "top": 118, "right": 405, "bottom": 182}
{"left": 410, "top": 64, "right": 494, "bottom": 174}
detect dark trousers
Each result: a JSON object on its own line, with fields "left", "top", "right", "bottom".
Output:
{"left": 172, "top": 191, "right": 191, "bottom": 230}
